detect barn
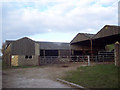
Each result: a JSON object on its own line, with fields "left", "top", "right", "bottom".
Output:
{"left": 3, "top": 25, "right": 120, "bottom": 66}
{"left": 4, "top": 37, "right": 70, "bottom": 66}
{"left": 70, "top": 33, "right": 95, "bottom": 56}
{"left": 37, "top": 42, "right": 70, "bottom": 57}
{"left": 70, "top": 25, "right": 120, "bottom": 56}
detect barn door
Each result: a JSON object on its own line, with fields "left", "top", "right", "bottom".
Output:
{"left": 11, "top": 55, "right": 18, "bottom": 66}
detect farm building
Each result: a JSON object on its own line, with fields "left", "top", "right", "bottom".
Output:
{"left": 3, "top": 25, "right": 120, "bottom": 66}
{"left": 37, "top": 42, "right": 70, "bottom": 57}
{"left": 3, "top": 37, "right": 70, "bottom": 66}
{"left": 71, "top": 25, "right": 120, "bottom": 56}
{"left": 70, "top": 33, "right": 95, "bottom": 55}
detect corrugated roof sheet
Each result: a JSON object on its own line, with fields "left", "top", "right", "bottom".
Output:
{"left": 93, "top": 25, "right": 120, "bottom": 39}
{"left": 82, "top": 33, "right": 94, "bottom": 38}
{"left": 5, "top": 39, "right": 70, "bottom": 50}
{"left": 36, "top": 42, "right": 70, "bottom": 50}
{"left": 70, "top": 25, "right": 120, "bottom": 44}
{"left": 70, "top": 33, "right": 95, "bottom": 44}
{"left": 5, "top": 37, "right": 35, "bottom": 47}
{"left": 6, "top": 40, "right": 15, "bottom": 47}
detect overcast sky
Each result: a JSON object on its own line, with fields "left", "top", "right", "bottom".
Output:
{"left": 1, "top": 0, "right": 119, "bottom": 45}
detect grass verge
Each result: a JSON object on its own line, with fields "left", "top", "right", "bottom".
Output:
{"left": 62, "top": 64, "right": 119, "bottom": 88}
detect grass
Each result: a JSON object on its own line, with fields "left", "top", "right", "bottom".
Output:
{"left": 62, "top": 64, "right": 119, "bottom": 88}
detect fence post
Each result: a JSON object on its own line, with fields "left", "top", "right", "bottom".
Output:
{"left": 77, "top": 56, "right": 79, "bottom": 62}
{"left": 95, "top": 56, "right": 97, "bottom": 62}
{"left": 115, "top": 41, "right": 120, "bottom": 67}
{"left": 88, "top": 55, "right": 90, "bottom": 66}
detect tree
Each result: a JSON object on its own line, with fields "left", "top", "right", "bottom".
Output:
{"left": 1, "top": 43, "right": 6, "bottom": 60}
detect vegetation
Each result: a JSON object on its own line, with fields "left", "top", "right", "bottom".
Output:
{"left": 1, "top": 43, "right": 6, "bottom": 61}
{"left": 106, "top": 44, "right": 114, "bottom": 51}
{"left": 62, "top": 64, "right": 119, "bottom": 88}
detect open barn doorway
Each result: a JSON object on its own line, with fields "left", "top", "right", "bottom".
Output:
{"left": 45, "top": 50, "right": 58, "bottom": 56}
{"left": 39, "top": 50, "right": 59, "bottom": 65}
{"left": 40, "top": 50, "right": 58, "bottom": 56}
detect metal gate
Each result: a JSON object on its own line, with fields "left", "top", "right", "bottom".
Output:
{"left": 39, "top": 56, "right": 64, "bottom": 65}
{"left": 39, "top": 56, "right": 89, "bottom": 65}
{"left": 38, "top": 52, "right": 114, "bottom": 65}
{"left": 97, "top": 51, "right": 114, "bottom": 62}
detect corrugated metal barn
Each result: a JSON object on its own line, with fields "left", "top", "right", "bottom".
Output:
{"left": 3, "top": 24, "right": 120, "bottom": 66}
{"left": 70, "top": 33, "right": 95, "bottom": 55}
{"left": 4, "top": 37, "right": 70, "bottom": 66}
{"left": 70, "top": 25, "right": 120, "bottom": 56}
{"left": 37, "top": 42, "right": 70, "bottom": 57}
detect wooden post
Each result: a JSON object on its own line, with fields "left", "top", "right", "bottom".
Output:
{"left": 71, "top": 50, "right": 74, "bottom": 56}
{"left": 10, "top": 54, "right": 11, "bottom": 66}
{"left": 90, "top": 39, "right": 93, "bottom": 61}
{"left": 58, "top": 50, "right": 60, "bottom": 57}
{"left": 43, "top": 50, "right": 45, "bottom": 58}
{"left": 115, "top": 41, "right": 120, "bottom": 67}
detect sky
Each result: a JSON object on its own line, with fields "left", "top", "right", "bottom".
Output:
{"left": 0, "top": 0, "right": 119, "bottom": 47}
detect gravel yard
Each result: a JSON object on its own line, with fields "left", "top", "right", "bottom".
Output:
{"left": 2, "top": 62, "right": 88, "bottom": 88}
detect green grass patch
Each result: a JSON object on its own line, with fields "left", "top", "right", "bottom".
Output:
{"left": 62, "top": 64, "right": 119, "bottom": 88}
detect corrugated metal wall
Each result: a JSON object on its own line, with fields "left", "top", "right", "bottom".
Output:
{"left": 59, "top": 50, "right": 71, "bottom": 56}
{"left": 11, "top": 38, "right": 35, "bottom": 55}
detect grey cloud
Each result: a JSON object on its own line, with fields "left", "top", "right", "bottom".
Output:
{"left": 2, "top": 1, "right": 118, "bottom": 42}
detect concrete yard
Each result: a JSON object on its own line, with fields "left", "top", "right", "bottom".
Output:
{"left": 2, "top": 62, "right": 87, "bottom": 88}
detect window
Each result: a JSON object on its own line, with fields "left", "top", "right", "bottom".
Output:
{"left": 25, "top": 55, "right": 32, "bottom": 59}
{"left": 29, "top": 56, "right": 32, "bottom": 59}
{"left": 25, "top": 55, "right": 28, "bottom": 59}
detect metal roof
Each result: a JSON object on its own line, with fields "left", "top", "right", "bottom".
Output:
{"left": 5, "top": 38, "right": 70, "bottom": 50}
{"left": 6, "top": 40, "right": 15, "bottom": 46}
{"left": 92, "top": 25, "right": 120, "bottom": 39}
{"left": 70, "top": 33, "right": 95, "bottom": 44}
{"left": 5, "top": 37, "right": 35, "bottom": 47}
{"left": 36, "top": 42, "right": 70, "bottom": 50}
{"left": 70, "top": 25, "right": 120, "bottom": 44}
